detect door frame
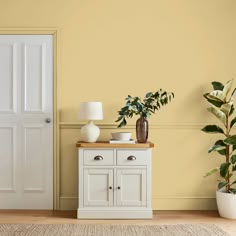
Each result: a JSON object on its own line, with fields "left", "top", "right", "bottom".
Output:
{"left": 0, "top": 28, "right": 59, "bottom": 210}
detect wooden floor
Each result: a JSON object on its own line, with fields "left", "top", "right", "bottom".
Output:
{"left": 0, "top": 210, "right": 235, "bottom": 235}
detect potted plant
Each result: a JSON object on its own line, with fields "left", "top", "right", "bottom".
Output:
{"left": 201, "top": 79, "right": 236, "bottom": 219}
{"left": 115, "top": 89, "right": 174, "bottom": 143}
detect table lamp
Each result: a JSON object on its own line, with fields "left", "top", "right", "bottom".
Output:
{"left": 78, "top": 102, "right": 103, "bottom": 142}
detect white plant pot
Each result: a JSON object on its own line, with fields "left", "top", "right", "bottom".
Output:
{"left": 216, "top": 189, "right": 236, "bottom": 219}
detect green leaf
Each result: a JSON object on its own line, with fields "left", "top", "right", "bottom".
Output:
{"left": 212, "top": 81, "right": 224, "bottom": 91}
{"left": 231, "top": 180, "right": 236, "bottom": 186}
{"left": 218, "top": 181, "right": 226, "bottom": 189}
{"left": 230, "top": 117, "right": 236, "bottom": 128}
{"left": 229, "top": 189, "right": 236, "bottom": 194}
{"left": 231, "top": 155, "right": 236, "bottom": 164}
{"left": 220, "top": 102, "right": 233, "bottom": 115}
{"left": 229, "top": 104, "right": 235, "bottom": 116}
{"left": 220, "top": 162, "right": 231, "bottom": 178}
{"left": 117, "top": 118, "right": 127, "bottom": 128}
{"left": 207, "top": 90, "right": 225, "bottom": 102}
{"left": 154, "top": 91, "right": 160, "bottom": 98}
{"left": 161, "top": 91, "right": 167, "bottom": 97}
{"left": 232, "top": 164, "right": 236, "bottom": 171}
{"left": 201, "top": 125, "right": 224, "bottom": 134}
{"left": 125, "top": 95, "right": 132, "bottom": 100}
{"left": 207, "top": 107, "right": 226, "bottom": 124}
{"left": 214, "top": 140, "right": 226, "bottom": 155}
{"left": 203, "top": 93, "right": 223, "bottom": 108}
{"left": 208, "top": 144, "right": 226, "bottom": 153}
{"left": 224, "top": 135, "right": 236, "bottom": 145}
{"left": 145, "top": 92, "right": 152, "bottom": 98}
{"left": 233, "top": 144, "right": 236, "bottom": 150}
{"left": 204, "top": 168, "right": 219, "bottom": 177}
{"left": 222, "top": 79, "right": 233, "bottom": 100}
{"left": 231, "top": 88, "right": 236, "bottom": 99}
{"left": 115, "top": 116, "right": 123, "bottom": 122}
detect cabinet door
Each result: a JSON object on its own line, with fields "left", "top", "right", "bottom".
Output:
{"left": 116, "top": 169, "right": 146, "bottom": 206}
{"left": 84, "top": 169, "right": 113, "bottom": 206}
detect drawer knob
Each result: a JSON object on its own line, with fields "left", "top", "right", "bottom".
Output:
{"left": 94, "top": 155, "right": 103, "bottom": 160}
{"left": 109, "top": 186, "right": 112, "bottom": 190}
{"left": 117, "top": 186, "right": 121, "bottom": 190}
{"left": 127, "top": 156, "right": 136, "bottom": 161}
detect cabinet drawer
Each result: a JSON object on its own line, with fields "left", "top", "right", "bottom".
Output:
{"left": 117, "top": 150, "right": 148, "bottom": 166}
{"left": 83, "top": 149, "right": 114, "bottom": 165}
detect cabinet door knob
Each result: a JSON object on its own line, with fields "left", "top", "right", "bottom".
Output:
{"left": 109, "top": 186, "right": 112, "bottom": 190}
{"left": 94, "top": 155, "right": 103, "bottom": 160}
{"left": 127, "top": 156, "right": 136, "bottom": 161}
{"left": 117, "top": 186, "right": 121, "bottom": 190}
{"left": 45, "top": 118, "right": 51, "bottom": 123}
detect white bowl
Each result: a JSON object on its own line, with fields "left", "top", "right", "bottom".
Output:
{"left": 111, "top": 132, "right": 132, "bottom": 141}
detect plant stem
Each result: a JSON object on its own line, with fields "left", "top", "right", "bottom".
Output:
{"left": 225, "top": 114, "right": 230, "bottom": 193}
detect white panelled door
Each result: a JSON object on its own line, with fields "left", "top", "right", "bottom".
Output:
{"left": 0, "top": 35, "right": 53, "bottom": 209}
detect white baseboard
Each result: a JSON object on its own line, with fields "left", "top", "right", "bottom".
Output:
{"left": 77, "top": 208, "right": 153, "bottom": 219}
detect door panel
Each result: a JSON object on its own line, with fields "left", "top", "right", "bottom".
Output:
{"left": 0, "top": 35, "right": 53, "bottom": 209}
{"left": 23, "top": 125, "right": 45, "bottom": 192}
{"left": 84, "top": 169, "right": 113, "bottom": 207}
{"left": 116, "top": 169, "right": 147, "bottom": 207}
{"left": 0, "top": 126, "right": 16, "bottom": 192}
{"left": 0, "top": 43, "right": 17, "bottom": 113}
{"left": 23, "top": 43, "right": 45, "bottom": 112}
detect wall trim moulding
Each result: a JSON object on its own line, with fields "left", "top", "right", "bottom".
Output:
{"left": 154, "top": 196, "right": 215, "bottom": 199}
{"left": 59, "top": 122, "right": 211, "bottom": 130}
{"left": 59, "top": 196, "right": 78, "bottom": 211}
{"left": 60, "top": 195, "right": 215, "bottom": 200}
{"left": 60, "top": 195, "right": 78, "bottom": 200}
{"left": 152, "top": 198, "right": 217, "bottom": 210}
{"left": 0, "top": 27, "right": 59, "bottom": 34}
{"left": 59, "top": 195, "right": 216, "bottom": 211}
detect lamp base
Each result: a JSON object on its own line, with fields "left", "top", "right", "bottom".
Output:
{"left": 80, "top": 121, "right": 100, "bottom": 143}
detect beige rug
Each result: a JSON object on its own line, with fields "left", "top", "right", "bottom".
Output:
{"left": 0, "top": 224, "right": 230, "bottom": 236}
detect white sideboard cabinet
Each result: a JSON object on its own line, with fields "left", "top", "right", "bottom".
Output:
{"left": 76, "top": 142, "right": 154, "bottom": 219}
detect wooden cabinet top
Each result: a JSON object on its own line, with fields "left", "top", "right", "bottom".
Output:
{"left": 76, "top": 141, "right": 154, "bottom": 148}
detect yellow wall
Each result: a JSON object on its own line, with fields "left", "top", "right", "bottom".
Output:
{"left": 1, "top": 0, "right": 235, "bottom": 210}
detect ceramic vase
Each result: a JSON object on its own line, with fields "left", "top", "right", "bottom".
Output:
{"left": 136, "top": 116, "right": 148, "bottom": 143}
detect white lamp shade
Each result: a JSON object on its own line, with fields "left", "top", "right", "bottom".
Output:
{"left": 78, "top": 102, "right": 103, "bottom": 120}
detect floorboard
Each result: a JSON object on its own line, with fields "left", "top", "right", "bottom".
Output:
{"left": 0, "top": 210, "right": 235, "bottom": 235}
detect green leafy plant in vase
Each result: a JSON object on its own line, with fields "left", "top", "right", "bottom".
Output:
{"left": 201, "top": 79, "right": 236, "bottom": 219}
{"left": 115, "top": 89, "right": 174, "bottom": 143}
